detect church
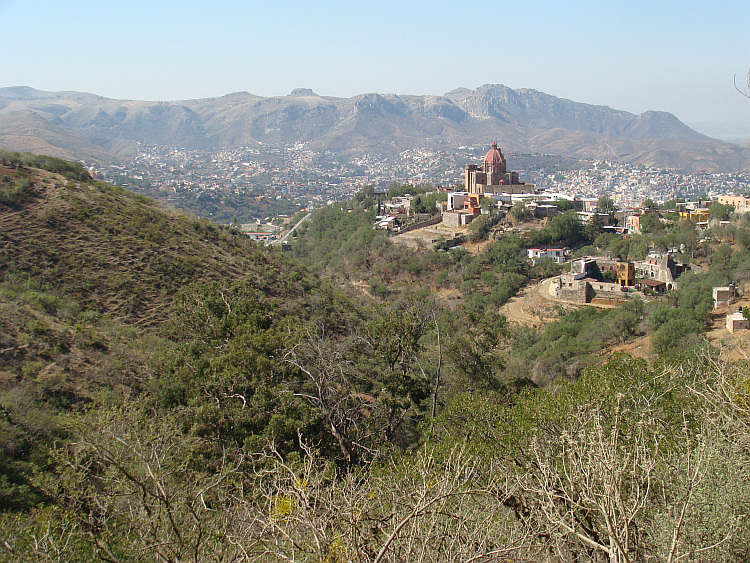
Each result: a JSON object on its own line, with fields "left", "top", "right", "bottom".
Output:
{"left": 464, "top": 142, "right": 535, "bottom": 195}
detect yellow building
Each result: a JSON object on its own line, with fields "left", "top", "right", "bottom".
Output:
{"left": 615, "top": 262, "right": 635, "bottom": 286}
{"left": 678, "top": 208, "right": 709, "bottom": 229}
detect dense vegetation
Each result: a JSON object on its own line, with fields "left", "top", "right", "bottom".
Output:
{"left": 290, "top": 199, "right": 568, "bottom": 308}
{"left": 1, "top": 158, "right": 750, "bottom": 561}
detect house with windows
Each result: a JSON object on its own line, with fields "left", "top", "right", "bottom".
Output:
{"left": 633, "top": 252, "right": 687, "bottom": 290}
{"left": 527, "top": 247, "right": 565, "bottom": 264}
{"left": 679, "top": 208, "right": 710, "bottom": 230}
{"left": 727, "top": 310, "right": 749, "bottom": 332}
{"left": 718, "top": 194, "right": 750, "bottom": 214}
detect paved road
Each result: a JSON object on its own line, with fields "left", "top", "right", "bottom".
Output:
{"left": 269, "top": 212, "right": 311, "bottom": 246}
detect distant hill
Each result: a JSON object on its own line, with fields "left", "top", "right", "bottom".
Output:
{"left": 2, "top": 85, "right": 750, "bottom": 172}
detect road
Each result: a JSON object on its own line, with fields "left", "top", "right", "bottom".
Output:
{"left": 269, "top": 212, "right": 311, "bottom": 246}
{"left": 501, "top": 279, "right": 557, "bottom": 327}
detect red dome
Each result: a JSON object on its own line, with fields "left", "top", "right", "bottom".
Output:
{"left": 483, "top": 142, "right": 505, "bottom": 164}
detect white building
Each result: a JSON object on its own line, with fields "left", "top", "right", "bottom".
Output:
{"left": 726, "top": 311, "right": 749, "bottom": 333}
{"left": 527, "top": 248, "right": 565, "bottom": 264}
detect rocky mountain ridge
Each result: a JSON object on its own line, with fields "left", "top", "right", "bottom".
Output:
{"left": 1, "top": 84, "right": 749, "bottom": 172}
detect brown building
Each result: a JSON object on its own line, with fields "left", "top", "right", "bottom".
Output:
{"left": 465, "top": 143, "right": 535, "bottom": 195}
{"left": 713, "top": 284, "right": 737, "bottom": 309}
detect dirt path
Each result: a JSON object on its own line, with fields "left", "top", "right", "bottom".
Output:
{"left": 501, "top": 285, "right": 544, "bottom": 327}
{"left": 500, "top": 278, "right": 578, "bottom": 328}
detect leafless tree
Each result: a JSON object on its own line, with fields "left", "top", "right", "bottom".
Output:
{"left": 36, "top": 406, "right": 245, "bottom": 563}
{"left": 232, "top": 441, "right": 542, "bottom": 563}
{"left": 284, "top": 325, "right": 379, "bottom": 465}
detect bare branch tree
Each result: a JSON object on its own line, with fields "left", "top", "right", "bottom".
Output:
{"left": 284, "top": 324, "right": 376, "bottom": 465}
{"left": 37, "top": 405, "right": 245, "bottom": 563}
{"left": 233, "top": 442, "right": 540, "bottom": 563}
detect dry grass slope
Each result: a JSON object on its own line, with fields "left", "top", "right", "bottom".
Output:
{"left": 0, "top": 165, "right": 272, "bottom": 328}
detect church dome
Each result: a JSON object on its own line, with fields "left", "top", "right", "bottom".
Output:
{"left": 484, "top": 142, "right": 505, "bottom": 164}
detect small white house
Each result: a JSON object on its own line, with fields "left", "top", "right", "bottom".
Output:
{"left": 527, "top": 248, "right": 565, "bottom": 264}
{"left": 726, "top": 311, "right": 749, "bottom": 333}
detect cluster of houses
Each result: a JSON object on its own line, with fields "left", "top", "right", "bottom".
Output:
{"left": 375, "top": 196, "right": 414, "bottom": 230}
{"left": 369, "top": 144, "right": 750, "bottom": 332}
{"left": 375, "top": 144, "right": 739, "bottom": 239}
{"left": 376, "top": 187, "right": 622, "bottom": 233}
{"left": 626, "top": 202, "right": 713, "bottom": 233}
{"left": 549, "top": 259, "right": 748, "bottom": 334}
{"left": 552, "top": 253, "right": 688, "bottom": 306}
{"left": 550, "top": 258, "right": 747, "bottom": 334}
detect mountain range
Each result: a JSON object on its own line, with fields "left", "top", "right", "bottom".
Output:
{"left": 2, "top": 84, "right": 749, "bottom": 172}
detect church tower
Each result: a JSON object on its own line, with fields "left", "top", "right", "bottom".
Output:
{"left": 464, "top": 142, "right": 533, "bottom": 195}
{"left": 482, "top": 141, "right": 506, "bottom": 185}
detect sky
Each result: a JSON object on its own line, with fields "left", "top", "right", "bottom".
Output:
{"left": 2, "top": 0, "right": 750, "bottom": 140}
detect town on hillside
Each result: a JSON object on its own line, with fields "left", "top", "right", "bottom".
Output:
{"left": 83, "top": 141, "right": 750, "bottom": 332}
{"left": 86, "top": 141, "right": 750, "bottom": 227}
{"left": 369, "top": 144, "right": 750, "bottom": 332}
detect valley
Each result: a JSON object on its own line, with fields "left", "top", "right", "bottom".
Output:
{"left": 1, "top": 150, "right": 750, "bottom": 562}
{"left": 4, "top": 0, "right": 750, "bottom": 558}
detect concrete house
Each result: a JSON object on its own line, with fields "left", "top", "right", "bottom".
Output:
{"left": 527, "top": 248, "right": 565, "bottom": 264}
{"left": 726, "top": 311, "right": 749, "bottom": 333}
{"left": 713, "top": 284, "right": 737, "bottom": 309}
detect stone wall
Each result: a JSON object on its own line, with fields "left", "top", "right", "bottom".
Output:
{"left": 588, "top": 280, "right": 629, "bottom": 303}
{"left": 555, "top": 275, "right": 629, "bottom": 304}
{"left": 555, "top": 275, "right": 588, "bottom": 302}
{"left": 442, "top": 211, "right": 462, "bottom": 228}
{"left": 396, "top": 215, "right": 442, "bottom": 235}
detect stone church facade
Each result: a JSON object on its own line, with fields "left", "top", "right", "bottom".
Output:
{"left": 465, "top": 142, "right": 535, "bottom": 195}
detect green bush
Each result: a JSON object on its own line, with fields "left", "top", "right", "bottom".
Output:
{"left": 0, "top": 175, "right": 30, "bottom": 204}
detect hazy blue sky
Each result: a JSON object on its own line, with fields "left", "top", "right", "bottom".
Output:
{"left": 2, "top": 0, "right": 750, "bottom": 138}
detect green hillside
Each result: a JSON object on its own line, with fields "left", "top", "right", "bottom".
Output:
{"left": 0, "top": 155, "right": 280, "bottom": 328}
{"left": 1, "top": 156, "right": 750, "bottom": 562}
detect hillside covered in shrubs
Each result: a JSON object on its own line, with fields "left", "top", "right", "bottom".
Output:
{"left": 1, "top": 154, "right": 750, "bottom": 562}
